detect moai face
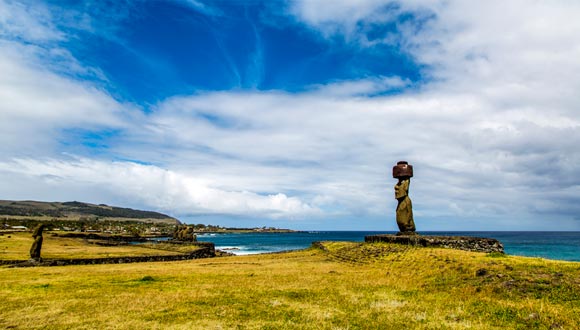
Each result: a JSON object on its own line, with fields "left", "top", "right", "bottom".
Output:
{"left": 394, "top": 178, "right": 409, "bottom": 199}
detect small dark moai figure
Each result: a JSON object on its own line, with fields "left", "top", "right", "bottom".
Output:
{"left": 393, "top": 161, "right": 416, "bottom": 235}
{"left": 29, "top": 224, "right": 44, "bottom": 260}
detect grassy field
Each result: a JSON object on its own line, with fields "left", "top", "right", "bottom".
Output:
{"left": 1, "top": 239, "right": 579, "bottom": 329}
{"left": 0, "top": 232, "right": 185, "bottom": 260}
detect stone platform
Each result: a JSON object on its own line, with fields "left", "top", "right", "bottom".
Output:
{"left": 365, "top": 234, "right": 504, "bottom": 253}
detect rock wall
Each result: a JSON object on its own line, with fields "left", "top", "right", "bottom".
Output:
{"left": 365, "top": 234, "right": 504, "bottom": 253}
{"left": 52, "top": 232, "right": 150, "bottom": 242}
{"left": 3, "top": 242, "right": 216, "bottom": 267}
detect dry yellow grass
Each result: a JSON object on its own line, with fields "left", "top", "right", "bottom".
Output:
{"left": 0, "top": 231, "right": 182, "bottom": 259}
{"left": 0, "top": 241, "right": 578, "bottom": 329}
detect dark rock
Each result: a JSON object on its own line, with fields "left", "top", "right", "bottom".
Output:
{"left": 311, "top": 241, "right": 329, "bottom": 252}
{"left": 476, "top": 268, "right": 488, "bottom": 276}
{"left": 215, "top": 250, "right": 236, "bottom": 257}
{"left": 396, "top": 231, "right": 418, "bottom": 236}
{"left": 365, "top": 234, "right": 504, "bottom": 254}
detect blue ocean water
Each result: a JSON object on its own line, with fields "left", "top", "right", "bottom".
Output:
{"left": 195, "top": 231, "right": 580, "bottom": 262}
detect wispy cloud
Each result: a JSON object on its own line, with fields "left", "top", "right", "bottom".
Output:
{"left": 179, "top": 0, "right": 223, "bottom": 17}
{"left": 0, "top": 41, "right": 130, "bottom": 157}
{"left": 0, "top": 0, "right": 63, "bottom": 42}
{"left": 0, "top": 157, "right": 319, "bottom": 218}
{"left": 246, "top": 14, "right": 264, "bottom": 88}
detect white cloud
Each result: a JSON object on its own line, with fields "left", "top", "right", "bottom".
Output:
{"left": 310, "top": 76, "right": 411, "bottom": 96}
{"left": 288, "top": 0, "right": 397, "bottom": 41}
{"left": 0, "top": 0, "right": 63, "bottom": 42}
{"left": 0, "top": 157, "right": 318, "bottom": 219}
{"left": 0, "top": 1, "right": 135, "bottom": 157}
{"left": 0, "top": 41, "right": 132, "bottom": 156}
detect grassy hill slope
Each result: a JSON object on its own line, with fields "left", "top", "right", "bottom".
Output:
{"left": 0, "top": 200, "right": 179, "bottom": 224}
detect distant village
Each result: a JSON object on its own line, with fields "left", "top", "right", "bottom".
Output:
{"left": 1, "top": 218, "right": 294, "bottom": 236}
{"left": 0, "top": 200, "right": 295, "bottom": 236}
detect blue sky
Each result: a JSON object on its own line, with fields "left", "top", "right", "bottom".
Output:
{"left": 55, "top": 1, "right": 422, "bottom": 101}
{"left": 1, "top": 0, "right": 580, "bottom": 231}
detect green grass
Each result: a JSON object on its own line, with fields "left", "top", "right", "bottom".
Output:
{"left": 0, "top": 241, "right": 578, "bottom": 329}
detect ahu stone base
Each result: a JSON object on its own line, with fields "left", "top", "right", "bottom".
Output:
{"left": 365, "top": 234, "right": 504, "bottom": 254}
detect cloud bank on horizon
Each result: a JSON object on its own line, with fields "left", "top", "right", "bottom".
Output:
{"left": 1, "top": 0, "right": 580, "bottom": 230}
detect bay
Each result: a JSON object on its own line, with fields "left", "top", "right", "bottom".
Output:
{"left": 195, "top": 231, "right": 580, "bottom": 262}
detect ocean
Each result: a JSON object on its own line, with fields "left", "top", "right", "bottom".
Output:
{"left": 195, "top": 231, "right": 580, "bottom": 262}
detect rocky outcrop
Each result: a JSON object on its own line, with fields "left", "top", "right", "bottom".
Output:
{"left": 365, "top": 234, "right": 504, "bottom": 253}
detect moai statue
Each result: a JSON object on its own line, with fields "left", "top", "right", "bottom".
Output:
{"left": 29, "top": 224, "right": 44, "bottom": 260}
{"left": 185, "top": 227, "right": 196, "bottom": 242}
{"left": 178, "top": 226, "right": 187, "bottom": 240}
{"left": 172, "top": 225, "right": 180, "bottom": 239}
{"left": 393, "top": 161, "right": 416, "bottom": 235}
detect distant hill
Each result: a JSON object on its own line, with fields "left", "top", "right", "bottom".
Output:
{"left": 0, "top": 200, "right": 180, "bottom": 224}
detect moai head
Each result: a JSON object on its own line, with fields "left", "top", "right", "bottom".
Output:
{"left": 32, "top": 224, "right": 45, "bottom": 237}
{"left": 393, "top": 161, "right": 413, "bottom": 199}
